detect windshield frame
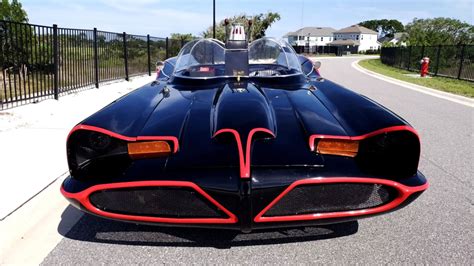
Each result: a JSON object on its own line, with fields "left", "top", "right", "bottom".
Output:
{"left": 171, "top": 37, "right": 303, "bottom": 80}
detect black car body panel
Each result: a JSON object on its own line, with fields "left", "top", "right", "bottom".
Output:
{"left": 62, "top": 37, "right": 428, "bottom": 232}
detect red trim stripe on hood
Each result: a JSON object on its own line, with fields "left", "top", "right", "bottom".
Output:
{"left": 213, "top": 128, "right": 275, "bottom": 178}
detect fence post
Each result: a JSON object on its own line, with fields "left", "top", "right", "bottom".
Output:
{"left": 457, "top": 44, "right": 465, "bottom": 80}
{"left": 123, "top": 32, "right": 129, "bottom": 81}
{"left": 434, "top": 45, "right": 441, "bottom": 76}
{"left": 147, "top": 34, "right": 151, "bottom": 76}
{"left": 93, "top": 28, "right": 99, "bottom": 88}
{"left": 399, "top": 46, "right": 403, "bottom": 68}
{"left": 165, "top": 37, "right": 169, "bottom": 59}
{"left": 52, "top": 24, "right": 59, "bottom": 100}
{"left": 407, "top": 46, "right": 412, "bottom": 71}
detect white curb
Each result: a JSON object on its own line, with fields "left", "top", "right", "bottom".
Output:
{"left": 352, "top": 59, "right": 474, "bottom": 108}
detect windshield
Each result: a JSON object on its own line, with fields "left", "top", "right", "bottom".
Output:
{"left": 174, "top": 39, "right": 226, "bottom": 74}
{"left": 248, "top": 38, "right": 301, "bottom": 71}
{"left": 173, "top": 37, "right": 302, "bottom": 78}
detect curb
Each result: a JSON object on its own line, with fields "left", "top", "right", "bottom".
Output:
{"left": 309, "top": 55, "right": 379, "bottom": 60}
{"left": 352, "top": 59, "right": 474, "bottom": 108}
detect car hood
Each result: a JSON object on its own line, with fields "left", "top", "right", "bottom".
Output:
{"left": 81, "top": 79, "right": 406, "bottom": 169}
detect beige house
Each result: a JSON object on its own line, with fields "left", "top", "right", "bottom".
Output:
{"left": 330, "top": 25, "right": 381, "bottom": 52}
{"left": 284, "top": 27, "right": 336, "bottom": 48}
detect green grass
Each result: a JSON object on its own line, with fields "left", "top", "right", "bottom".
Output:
{"left": 358, "top": 59, "right": 474, "bottom": 98}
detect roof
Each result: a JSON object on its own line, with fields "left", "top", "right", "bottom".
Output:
{"left": 393, "top": 32, "right": 409, "bottom": 40}
{"left": 378, "top": 32, "right": 409, "bottom": 43}
{"left": 378, "top": 36, "right": 392, "bottom": 43}
{"left": 328, "top": 39, "right": 360, "bottom": 46}
{"left": 334, "top": 25, "right": 378, "bottom": 34}
{"left": 284, "top": 27, "right": 336, "bottom": 37}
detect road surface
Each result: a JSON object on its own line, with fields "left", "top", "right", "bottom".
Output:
{"left": 13, "top": 57, "right": 474, "bottom": 264}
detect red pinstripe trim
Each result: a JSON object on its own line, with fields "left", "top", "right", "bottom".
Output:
{"left": 254, "top": 177, "right": 428, "bottom": 223}
{"left": 61, "top": 181, "right": 238, "bottom": 224}
{"left": 245, "top": 128, "right": 275, "bottom": 177}
{"left": 69, "top": 124, "right": 179, "bottom": 153}
{"left": 309, "top": 125, "right": 419, "bottom": 151}
{"left": 213, "top": 128, "right": 275, "bottom": 178}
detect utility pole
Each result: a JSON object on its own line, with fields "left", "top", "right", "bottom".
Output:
{"left": 213, "top": 0, "right": 216, "bottom": 39}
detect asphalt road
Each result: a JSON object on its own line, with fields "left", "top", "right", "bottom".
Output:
{"left": 42, "top": 57, "right": 473, "bottom": 264}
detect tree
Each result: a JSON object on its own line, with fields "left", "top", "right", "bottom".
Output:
{"left": 358, "top": 19, "right": 404, "bottom": 38}
{"left": 170, "top": 33, "right": 195, "bottom": 42}
{"left": 405, "top": 17, "right": 473, "bottom": 45}
{"left": 167, "top": 33, "right": 196, "bottom": 57}
{"left": 1, "top": 0, "right": 31, "bottom": 80}
{"left": 202, "top": 12, "right": 281, "bottom": 42}
{"left": 0, "top": 0, "right": 28, "bottom": 22}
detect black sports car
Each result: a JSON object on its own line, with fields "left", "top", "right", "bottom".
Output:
{"left": 61, "top": 26, "right": 428, "bottom": 232}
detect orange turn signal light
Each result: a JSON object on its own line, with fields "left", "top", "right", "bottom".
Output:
{"left": 316, "top": 139, "right": 359, "bottom": 157}
{"left": 127, "top": 141, "right": 171, "bottom": 159}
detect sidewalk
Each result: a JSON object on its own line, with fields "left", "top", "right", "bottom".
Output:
{"left": 0, "top": 75, "right": 155, "bottom": 219}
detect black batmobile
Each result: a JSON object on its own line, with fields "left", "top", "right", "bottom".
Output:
{"left": 61, "top": 36, "right": 428, "bottom": 232}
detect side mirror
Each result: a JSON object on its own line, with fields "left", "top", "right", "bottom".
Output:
{"left": 298, "top": 55, "right": 322, "bottom": 77}
{"left": 313, "top": 61, "right": 321, "bottom": 71}
{"left": 156, "top": 61, "right": 164, "bottom": 71}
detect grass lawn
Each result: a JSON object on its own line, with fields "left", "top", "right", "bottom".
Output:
{"left": 358, "top": 59, "right": 474, "bottom": 98}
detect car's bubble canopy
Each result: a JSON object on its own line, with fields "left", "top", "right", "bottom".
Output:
{"left": 173, "top": 37, "right": 302, "bottom": 78}
{"left": 174, "top": 39, "right": 226, "bottom": 74}
{"left": 248, "top": 38, "right": 301, "bottom": 72}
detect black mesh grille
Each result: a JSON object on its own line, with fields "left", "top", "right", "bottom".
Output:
{"left": 264, "top": 183, "right": 397, "bottom": 217}
{"left": 89, "top": 187, "right": 226, "bottom": 218}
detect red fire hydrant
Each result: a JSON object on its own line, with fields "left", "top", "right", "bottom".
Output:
{"left": 420, "top": 57, "right": 430, "bottom": 77}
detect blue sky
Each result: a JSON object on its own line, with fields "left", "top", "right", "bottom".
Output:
{"left": 21, "top": 0, "right": 473, "bottom": 38}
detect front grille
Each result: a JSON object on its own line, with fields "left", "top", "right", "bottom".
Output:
{"left": 264, "top": 183, "right": 397, "bottom": 217}
{"left": 89, "top": 186, "right": 226, "bottom": 218}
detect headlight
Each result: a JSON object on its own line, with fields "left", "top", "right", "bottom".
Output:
{"left": 67, "top": 130, "right": 128, "bottom": 178}
{"left": 312, "top": 129, "right": 420, "bottom": 178}
{"left": 67, "top": 129, "right": 174, "bottom": 179}
{"left": 356, "top": 130, "right": 420, "bottom": 178}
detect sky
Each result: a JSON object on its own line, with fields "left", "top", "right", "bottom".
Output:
{"left": 20, "top": 0, "right": 473, "bottom": 38}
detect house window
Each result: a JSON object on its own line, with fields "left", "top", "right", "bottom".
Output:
{"left": 361, "top": 35, "right": 364, "bottom": 40}
{"left": 356, "top": 35, "right": 359, "bottom": 40}
{"left": 321, "top": 37, "right": 323, "bottom": 41}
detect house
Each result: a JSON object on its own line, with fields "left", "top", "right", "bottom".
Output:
{"left": 284, "top": 27, "right": 336, "bottom": 51}
{"left": 379, "top": 32, "right": 409, "bottom": 46}
{"left": 329, "top": 25, "right": 381, "bottom": 53}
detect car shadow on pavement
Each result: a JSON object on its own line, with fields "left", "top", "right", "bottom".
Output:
{"left": 58, "top": 205, "right": 358, "bottom": 249}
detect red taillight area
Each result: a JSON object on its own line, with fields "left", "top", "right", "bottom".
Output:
{"left": 128, "top": 141, "right": 171, "bottom": 159}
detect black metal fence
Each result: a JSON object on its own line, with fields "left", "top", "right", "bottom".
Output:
{"left": 0, "top": 20, "right": 186, "bottom": 109}
{"left": 292, "top": 45, "right": 338, "bottom": 55}
{"left": 293, "top": 45, "right": 380, "bottom": 56}
{"left": 380, "top": 45, "right": 474, "bottom": 82}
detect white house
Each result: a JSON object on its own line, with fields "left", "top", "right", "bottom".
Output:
{"left": 284, "top": 27, "right": 336, "bottom": 48}
{"left": 330, "top": 25, "right": 381, "bottom": 52}
{"left": 379, "top": 32, "right": 409, "bottom": 47}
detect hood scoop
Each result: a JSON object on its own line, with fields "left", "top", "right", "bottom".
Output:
{"left": 211, "top": 82, "right": 276, "bottom": 136}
